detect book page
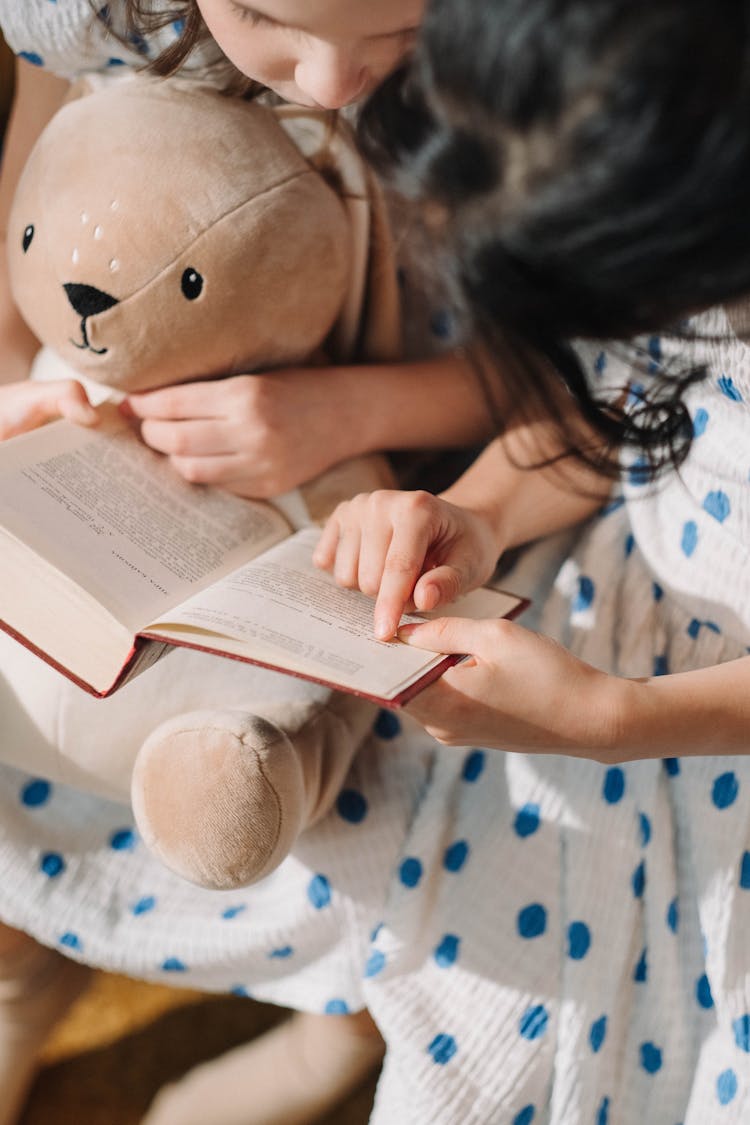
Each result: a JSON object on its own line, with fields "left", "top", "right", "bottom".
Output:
{"left": 0, "top": 409, "right": 290, "bottom": 631}
{"left": 149, "top": 527, "right": 524, "bottom": 699}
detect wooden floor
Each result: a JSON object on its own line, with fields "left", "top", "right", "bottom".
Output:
{"left": 22, "top": 971, "right": 376, "bottom": 1125}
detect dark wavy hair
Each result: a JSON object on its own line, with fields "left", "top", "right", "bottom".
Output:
{"left": 359, "top": 0, "right": 750, "bottom": 477}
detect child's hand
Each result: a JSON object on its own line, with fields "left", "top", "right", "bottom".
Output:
{"left": 313, "top": 490, "right": 502, "bottom": 640}
{"left": 122, "top": 370, "right": 362, "bottom": 498}
{"left": 399, "top": 616, "right": 622, "bottom": 757}
{"left": 0, "top": 379, "right": 98, "bottom": 440}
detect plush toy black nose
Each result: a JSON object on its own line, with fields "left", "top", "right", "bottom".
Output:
{"left": 63, "top": 283, "right": 119, "bottom": 319}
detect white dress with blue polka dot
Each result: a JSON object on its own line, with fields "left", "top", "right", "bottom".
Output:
{"left": 359, "top": 304, "right": 750, "bottom": 1124}
{"left": 2, "top": 6, "right": 750, "bottom": 1122}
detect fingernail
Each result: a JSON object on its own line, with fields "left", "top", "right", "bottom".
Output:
{"left": 397, "top": 623, "right": 419, "bottom": 641}
{"left": 374, "top": 614, "right": 395, "bottom": 640}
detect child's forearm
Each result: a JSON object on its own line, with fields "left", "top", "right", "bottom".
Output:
{"left": 606, "top": 656, "right": 750, "bottom": 762}
{"left": 333, "top": 352, "right": 498, "bottom": 454}
{"left": 440, "top": 422, "right": 613, "bottom": 552}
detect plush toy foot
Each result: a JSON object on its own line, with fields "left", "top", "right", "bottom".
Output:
{"left": 141, "top": 1009, "right": 384, "bottom": 1125}
{"left": 131, "top": 695, "right": 377, "bottom": 890}
{"left": 0, "top": 927, "right": 91, "bottom": 1125}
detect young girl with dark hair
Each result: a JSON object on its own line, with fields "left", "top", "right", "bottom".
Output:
{"left": 311, "top": 1, "right": 750, "bottom": 1120}
{"left": 2, "top": 1, "right": 750, "bottom": 1122}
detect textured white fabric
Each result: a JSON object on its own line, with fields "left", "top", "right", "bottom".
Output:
{"left": 0, "top": 0, "right": 222, "bottom": 79}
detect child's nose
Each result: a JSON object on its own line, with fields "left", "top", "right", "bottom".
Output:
{"left": 294, "top": 47, "right": 369, "bottom": 109}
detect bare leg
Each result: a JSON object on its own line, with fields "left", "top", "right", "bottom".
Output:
{"left": 0, "top": 922, "right": 90, "bottom": 1125}
{"left": 142, "top": 1009, "right": 385, "bottom": 1125}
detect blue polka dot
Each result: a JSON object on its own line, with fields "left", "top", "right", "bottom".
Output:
{"left": 374, "top": 710, "right": 401, "bottom": 739}
{"left": 106, "top": 57, "right": 126, "bottom": 67}
{"left": 513, "top": 1107, "right": 535, "bottom": 1125}
{"left": 231, "top": 985, "right": 251, "bottom": 997}
{"left": 638, "top": 811, "right": 652, "bottom": 846}
{"left": 519, "top": 1004, "right": 549, "bottom": 1040}
{"left": 633, "top": 947, "right": 648, "bottom": 983}
{"left": 653, "top": 653, "right": 669, "bottom": 676}
{"left": 162, "top": 957, "right": 187, "bottom": 972}
{"left": 514, "top": 803, "right": 541, "bottom": 838}
{"left": 687, "top": 618, "right": 721, "bottom": 639}
{"left": 19, "top": 51, "right": 45, "bottom": 66}
{"left": 131, "top": 896, "right": 156, "bottom": 916}
{"left": 596, "top": 1096, "right": 610, "bottom": 1125}
{"left": 370, "top": 922, "right": 383, "bottom": 942}
{"left": 59, "top": 932, "right": 81, "bottom": 951}
{"left": 594, "top": 351, "right": 607, "bottom": 375}
{"left": 603, "top": 767, "right": 625, "bottom": 804}
{"left": 268, "top": 945, "right": 294, "bottom": 959}
{"left": 324, "top": 998, "right": 349, "bottom": 1015}
{"left": 640, "top": 1041, "right": 662, "bottom": 1074}
{"left": 365, "top": 950, "right": 386, "bottom": 978}
{"left": 567, "top": 921, "right": 591, "bottom": 960}
{"left": 222, "top": 905, "right": 247, "bottom": 920}
{"left": 590, "top": 1015, "right": 607, "bottom": 1053}
{"left": 573, "top": 575, "right": 595, "bottom": 611}
{"left": 21, "top": 779, "right": 52, "bottom": 807}
{"left": 336, "top": 789, "right": 368, "bottom": 823}
{"left": 428, "top": 1032, "right": 457, "bottom": 1065}
{"left": 110, "top": 828, "right": 136, "bottom": 851}
{"left": 712, "top": 771, "right": 739, "bottom": 809}
{"left": 462, "top": 749, "right": 485, "bottom": 782}
{"left": 652, "top": 582, "right": 664, "bottom": 601}
{"left": 443, "top": 840, "right": 469, "bottom": 872}
{"left": 666, "top": 898, "right": 679, "bottom": 933}
{"left": 632, "top": 860, "right": 646, "bottom": 898}
{"left": 703, "top": 490, "right": 731, "bottom": 523}
{"left": 40, "top": 851, "right": 65, "bottom": 878}
{"left": 732, "top": 1014, "right": 750, "bottom": 1052}
{"left": 97, "top": 5, "right": 111, "bottom": 24}
{"left": 718, "top": 375, "right": 743, "bottom": 401}
{"left": 695, "top": 973, "right": 714, "bottom": 1009}
{"left": 739, "top": 851, "right": 750, "bottom": 889}
{"left": 128, "top": 30, "right": 149, "bottom": 53}
{"left": 681, "top": 521, "right": 698, "bottom": 558}
{"left": 663, "top": 757, "right": 680, "bottom": 777}
{"left": 434, "top": 934, "right": 460, "bottom": 968}
{"left": 307, "top": 874, "right": 331, "bottom": 909}
{"left": 399, "top": 857, "right": 423, "bottom": 887}
{"left": 172, "top": 18, "right": 185, "bottom": 33}
{"left": 647, "top": 335, "right": 662, "bottom": 369}
{"left": 628, "top": 457, "right": 650, "bottom": 487}
{"left": 692, "top": 408, "right": 709, "bottom": 437}
{"left": 517, "top": 903, "right": 547, "bottom": 939}
{"left": 717, "top": 1068, "right": 738, "bottom": 1105}
{"left": 624, "top": 533, "right": 635, "bottom": 558}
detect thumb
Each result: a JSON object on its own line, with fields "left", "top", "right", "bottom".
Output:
{"left": 413, "top": 563, "right": 471, "bottom": 612}
{"left": 398, "top": 615, "right": 485, "bottom": 656}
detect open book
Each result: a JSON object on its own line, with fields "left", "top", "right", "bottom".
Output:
{"left": 0, "top": 407, "right": 527, "bottom": 704}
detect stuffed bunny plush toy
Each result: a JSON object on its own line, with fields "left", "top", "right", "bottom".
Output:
{"left": 4, "top": 75, "right": 400, "bottom": 891}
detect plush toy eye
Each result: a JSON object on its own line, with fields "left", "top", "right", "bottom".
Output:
{"left": 181, "top": 267, "right": 203, "bottom": 300}
{"left": 22, "top": 224, "right": 34, "bottom": 253}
